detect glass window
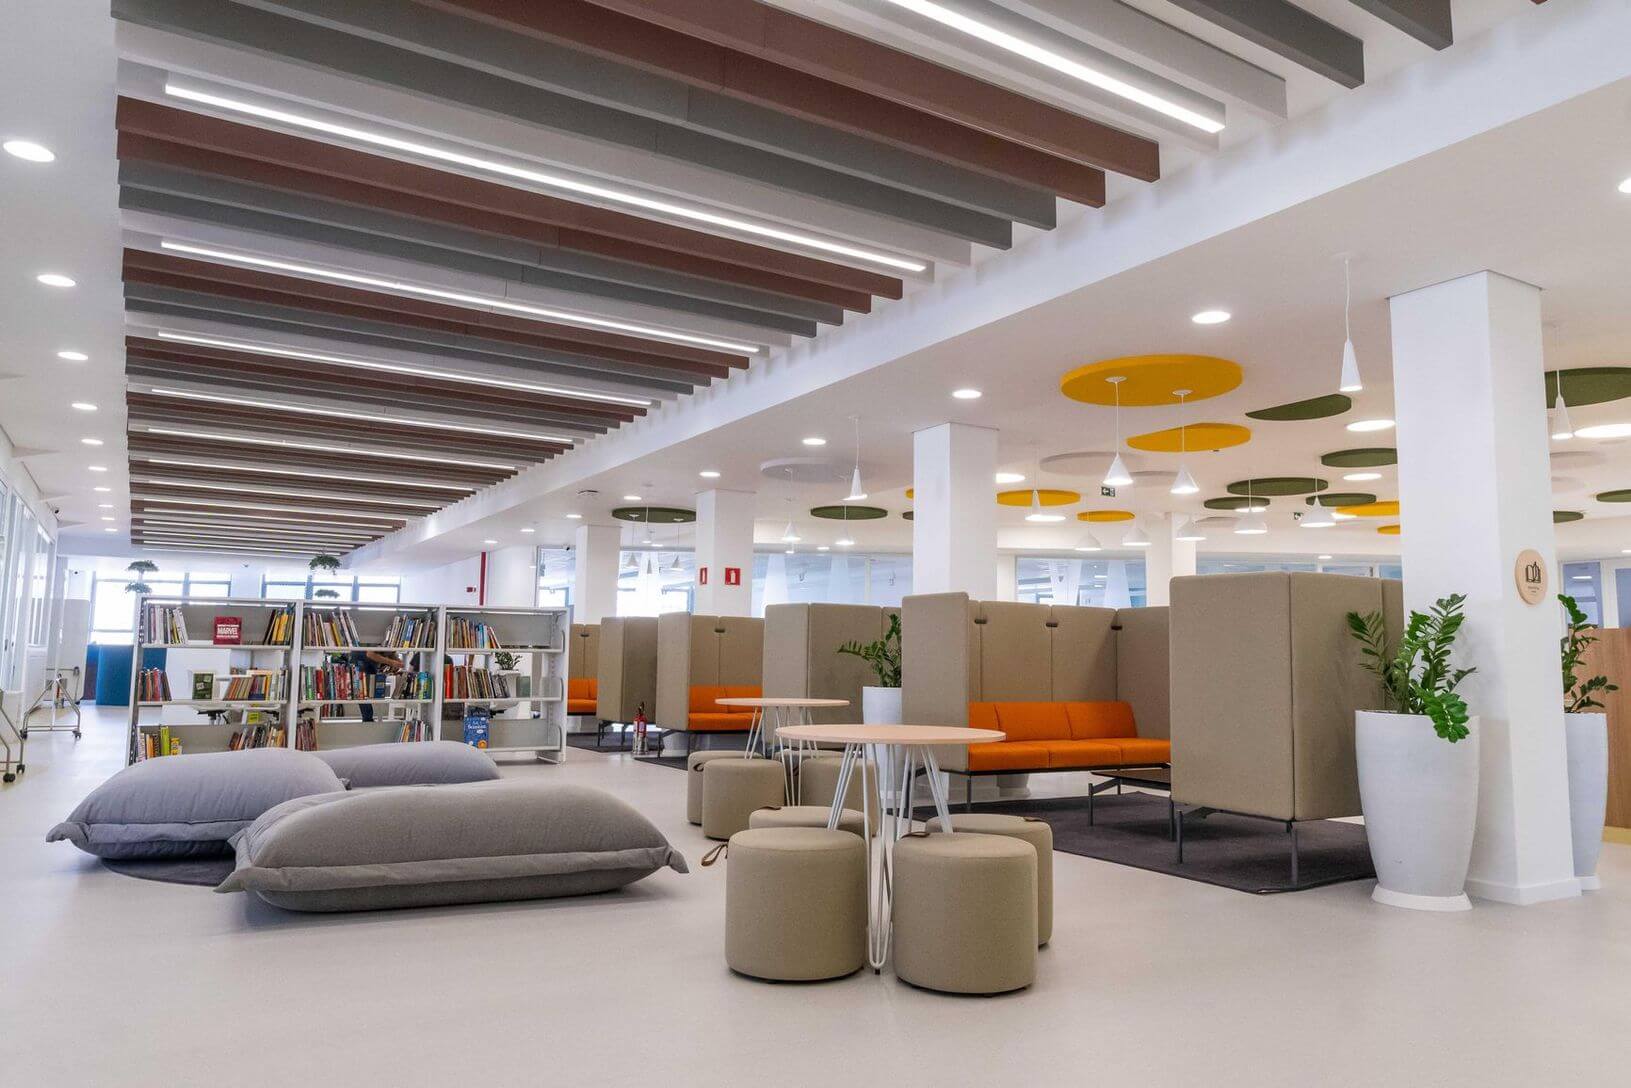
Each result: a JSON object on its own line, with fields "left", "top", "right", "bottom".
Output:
{"left": 537, "top": 546, "right": 575, "bottom": 609}
{"left": 1015, "top": 557, "right": 1146, "bottom": 608}
{"left": 616, "top": 550, "right": 694, "bottom": 616}
{"left": 259, "top": 572, "right": 400, "bottom": 602}
{"left": 27, "top": 526, "right": 52, "bottom": 647}
{"left": 1562, "top": 561, "right": 1602, "bottom": 626}
{"left": 91, "top": 575, "right": 139, "bottom": 645}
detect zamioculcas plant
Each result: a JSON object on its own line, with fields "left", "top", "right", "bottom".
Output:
{"left": 1346, "top": 593, "right": 1476, "bottom": 742}
{"left": 837, "top": 612, "right": 902, "bottom": 688}
{"left": 1559, "top": 593, "right": 1617, "bottom": 712}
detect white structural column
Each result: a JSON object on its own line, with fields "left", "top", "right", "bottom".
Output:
{"left": 1389, "top": 271, "right": 1579, "bottom": 905}
{"left": 694, "top": 488, "right": 756, "bottom": 616}
{"left": 1143, "top": 514, "right": 1197, "bottom": 607}
{"left": 912, "top": 422, "right": 998, "bottom": 598}
{"left": 571, "top": 523, "right": 621, "bottom": 624}
{"left": 994, "top": 553, "right": 1018, "bottom": 601}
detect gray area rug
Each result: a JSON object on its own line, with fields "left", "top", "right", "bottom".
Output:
{"left": 103, "top": 856, "right": 237, "bottom": 887}
{"left": 942, "top": 791, "right": 1375, "bottom": 895}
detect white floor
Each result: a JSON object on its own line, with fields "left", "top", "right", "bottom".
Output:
{"left": 3, "top": 706, "right": 1629, "bottom": 1087}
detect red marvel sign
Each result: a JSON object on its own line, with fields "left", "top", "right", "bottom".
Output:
{"left": 213, "top": 616, "right": 243, "bottom": 645}
{"left": 724, "top": 567, "right": 742, "bottom": 586}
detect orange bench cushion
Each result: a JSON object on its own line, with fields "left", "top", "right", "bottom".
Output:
{"left": 964, "top": 700, "right": 1165, "bottom": 772}
{"left": 567, "top": 677, "right": 598, "bottom": 716}
{"left": 1064, "top": 701, "right": 1136, "bottom": 740}
{"left": 687, "top": 684, "right": 761, "bottom": 730}
{"left": 967, "top": 742, "right": 1057, "bottom": 772}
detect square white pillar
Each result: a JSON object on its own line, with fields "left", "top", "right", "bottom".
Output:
{"left": 912, "top": 422, "right": 998, "bottom": 598}
{"left": 1143, "top": 514, "right": 1197, "bottom": 607}
{"left": 694, "top": 488, "right": 756, "bottom": 616}
{"left": 572, "top": 523, "right": 621, "bottom": 624}
{"left": 1389, "top": 270, "right": 1578, "bottom": 905}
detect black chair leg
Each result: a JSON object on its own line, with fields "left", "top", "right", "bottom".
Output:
{"left": 1175, "top": 807, "right": 1185, "bottom": 864}
{"left": 964, "top": 775, "right": 973, "bottom": 813}
{"left": 1288, "top": 821, "right": 1300, "bottom": 886}
{"left": 1088, "top": 781, "right": 1095, "bottom": 826}
{"left": 1168, "top": 797, "right": 1176, "bottom": 841}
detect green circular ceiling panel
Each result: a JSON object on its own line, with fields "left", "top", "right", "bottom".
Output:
{"left": 1545, "top": 368, "right": 1631, "bottom": 408}
{"left": 1321, "top": 447, "right": 1397, "bottom": 468}
{"left": 1226, "top": 477, "right": 1328, "bottom": 497}
{"left": 1553, "top": 510, "right": 1584, "bottom": 523}
{"left": 611, "top": 506, "right": 695, "bottom": 523}
{"left": 1204, "top": 496, "right": 1272, "bottom": 511}
{"left": 810, "top": 504, "right": 888, "bottom": 520}
{"left": 1595, "top": 490, "right": 1631, "bottom": 503}
{"left": 902, "top": 511, "right": 914, "bottom": 521}
{"left": 1304, "top": 492, "right": 1377, "bottom": 508}
{"left": 1246, "top": 394, "right": 1353, "bottom": 422}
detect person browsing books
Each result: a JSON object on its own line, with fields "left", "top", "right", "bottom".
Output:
{"left": 349, "top": 649, "right": 404, "bottom": 723}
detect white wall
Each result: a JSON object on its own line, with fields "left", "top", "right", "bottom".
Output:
{"left": 399, "top": 554, "right": 483, "bottom": 606}
{"left": 483, "top": 546, "right": 537, "bottom": 607}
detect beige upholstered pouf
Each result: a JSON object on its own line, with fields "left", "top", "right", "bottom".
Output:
{"left": 687, "top": 750, "right": 749, "bottom": 826}
{"left": 892, "top": 833, "right": 1037, "bottom": 995}
{"left": 797, "top": 756, "right": 879, "bottom": 833}
{"left": 749, "top": 804, "right": 869, "bottom": 838}
{"left": 928, "top": 813, "right": 1054, "bottom": 945}
{"left": 701, "top": 758, "right": 788, "bottom": 841}
{"left": 725, "top": 828, "right": 866, "bottom": 981}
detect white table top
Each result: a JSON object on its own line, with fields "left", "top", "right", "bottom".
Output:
{"left": 775, "top": 723, "right": 1005, "bottom": 746}
{"left": 715, "top": 697, "right": 851, "bottom": 708}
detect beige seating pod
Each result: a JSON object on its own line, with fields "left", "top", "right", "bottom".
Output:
{"left": 701, "top": 758, "right": 787, "bottom": 841}
{"left": 928, "top": 813, "right": 1054, "bottom": 945}
{"left": 655, "top": 614, "right": 765, "bottom": 750}
{"left": 761, "top": 603, "right": 898, "bottom": 724}
{"left": 749, "top": 805, "right": 869, "bottom": 838}
{"left": 892, "top": 833, "right": 1037, "bottom": 995}
{"left": 595, "top": 617, "right": 658, "bottom": 731}
{"left": 567, "top": 624, "right": 599, "bottom": 717}
{"left": 725, "top": 828, "right": 867, "bottom": 982}
{"left": 687, "top": 750, "right": 749, "bottom": 825}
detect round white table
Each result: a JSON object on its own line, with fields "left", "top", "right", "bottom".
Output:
{"left": 775, "top": 723, "right": 1006, "bottom": 971}
{"left": 713, "top": 697, "right": 849, "bottom": 763}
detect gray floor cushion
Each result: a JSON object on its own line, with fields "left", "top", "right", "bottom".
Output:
{"left": 313, "top": 741, "right": 500, "bottom": 788}
{"left": 217, "top": 780, "right": 688, "bottom": 912}
{"left": 47, "top": 748, "right": 345, "bottom": 860}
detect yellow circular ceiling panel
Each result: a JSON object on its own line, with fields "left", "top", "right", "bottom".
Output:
{"left": 904, "top": 488, "right": 914, "bottom": 499}
{"left": 1378, "top": 524, "right": 1401, "bottom": 535}
{"left": 1060, "top": 355, "right": 1243, "bottom": 406}
{"left": 997, "top": 488, "right": 1079, "bottom": 507}
{"left": 1078, "top": 510, "right": 1135, "bottom": 523}
{"left": 1127, "top": 421, "right": 1252, "bottom": 452}
{"left": 1338, "top": 500, "right": 1400, "bottom": 518}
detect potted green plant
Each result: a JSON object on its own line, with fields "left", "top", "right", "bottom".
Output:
{"left": 124, "top": 581, "right": 152, "bottom": 595}
{"left": 312, "top": 588, "right": 340, "bottom": 600}
{"left": 1346, "top": 593, "right": 1479, "bottom": 911}
{"left": 309, "top": 554, "right": 341, "bottom": 574}
{"left": 837, "top": 612, "right": 901, "bottom": 724}
{"left": 126, "top": 560, "right": 159, "bottom": 577}
{"left": 1559, "top": 593, "right": 1615, "bottom": 890}
{"left": 493, "top": 649, "right": 530, "bottom": 697}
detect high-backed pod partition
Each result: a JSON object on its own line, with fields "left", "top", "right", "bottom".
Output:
{"left": 655, "top": 614, "right": 764, "bottom": 750}
{"left": 568, "top": 624, "right": 600, "bottom": 718}
{"left": 596, "top": 617, "right": 658, "bottom": 734}
{"left": 1169, "top": 572, "right": 1402, "bottom": 871}
{"left": 901, "top": 593, "right": 1170, "bottom": 804}
{"left": 762, "top": 604, "right": 898, "bottom": 724}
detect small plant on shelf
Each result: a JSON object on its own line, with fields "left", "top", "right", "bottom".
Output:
{"left": 309, "top": 554, "right": 341, "bottom": 573}
{"left": 1345, "top": 593, "right": 1475, "bottom": 742}
{"left": 836, "top": 612, "right": 902, "bottom": 688}
{"left": 1559, "top": 593, "right": 1617, "bottom": 712}
{"left": 493, "top": 650, "right": 520, "bottom": 671}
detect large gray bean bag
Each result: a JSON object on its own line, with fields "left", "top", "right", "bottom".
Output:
{"left": 47, "top": 749, "right": 345, "bottom": 860}
{"left": 218, "top": 781, "right": 688, "bottom": 912}
{"left": 314, "top": 741, "right": 499, "bottom": 788}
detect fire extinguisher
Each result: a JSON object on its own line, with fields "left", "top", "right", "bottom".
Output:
{"left": 632, "top": 701, "right": 648, "bottom": 756}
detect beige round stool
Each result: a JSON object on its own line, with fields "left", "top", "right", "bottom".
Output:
{"left": 750, "top": 804, "right": 869, "bottom": 838}
{"left": 687, "top": 750, "right": 749, "bottom": 825}
{"left": 928, "top": 813, "right": 1053, "bottom": 945}
{"left": 892, "top": 833, "right": 1037, "bottom": 995}
{"left": 797, "top": 756, "right": 879, "bottom": 834}
{"left": 702, "top": 758, "right": 788, "bottom": 841}
{"left": 725, "top": 828, "right": 866, "bottom": 981}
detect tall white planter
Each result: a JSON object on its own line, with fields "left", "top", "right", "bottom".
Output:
{"left": 1564, "top": 712, "right": 1608, "bottom": 890}
{"left": 861, "top": 686, "right": 901, "bottom": 725}
{"left": 1355, "top": 711, "right": 1480, "bottom": 912}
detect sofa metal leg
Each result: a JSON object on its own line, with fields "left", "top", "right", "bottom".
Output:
{"left": 1175, "top": 807, "right": 1184, "bottom": 864}
{"left": 1088, "top": 780, "right": 1095, "bottom": 826}
{"left": 964, "top": 775, "right": 973, "bottom": 814}
{"left": 1168, "top": 797, "right": 1176, "bottom": 842}
{"left": 1288, "top": 821, "right": 1300, "bottom": 886}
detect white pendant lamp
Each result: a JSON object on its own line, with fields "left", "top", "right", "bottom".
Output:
{"left": 1074, "top": 533, "right": 1103, "bottom": 552}
{"left": 836, "top": 502, "right": 855, "bottom": 547}
{"left": 1552, "top": 373, "right": 1575, "bottom": 441}
{"left": 1103, "top": 375, "right": 1134, "bottom": 488}
{"left": 1339, "top": 255, "right": 1363, "bottom": 393}
{"left": 1123, "top": 521, "right": 1152, "bottom": 548}
{"left": 844, "top": 414, "right": 868, "bottom": 499}
{"left": 1169, "top": 388, "right": 1199, "bottom": 495}
{"left": 1175, "top": 516, "right": 1206, "bottom": 542}
{"left": 1235, "top": 478, "right": 1268, "bottom": 534}
{"left": 1301, "top": 500, "right": 1335, "bottom": 528}
{"left": 1025, "top": 449, "right": 1065, "bottom": 522}
{"left": 781, "top": 496, "right": 800, "bottom": 543}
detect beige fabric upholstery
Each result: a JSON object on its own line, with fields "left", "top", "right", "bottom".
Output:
{"left": 701, "top": 758, "right": 787, "bottom": 841}
{"left": 892, "top": 834, "right": 1037, "bottom": 994}
{"left": 749, "top": 805, "right": 869, "bottom": 838}
{"left": 655, "top": 614, "right": 765, "bottom": 732}
{"left": 761, "top": 604, "right": 897, "bottom": 723}
{"left": 1170, "top": 572, "right": 1396, "bottom": 822}
{"left": 568, "top": 624, "right": 599, "bottom": 680}
{"left": 725, "top": 828, "right": 866, "bottom": 981}
{"left": 687, "top": 750, "right": 749, "bottom": 826}
{"left": 1115, "top": 607, "right": 1170, "bottom": 739}
{"left": 796, "top": 756, "right": 880, "bottom": 835}
{"left": 596, "top": 617, "right": 658, "bottom": 724}
{"left": 927, "top": 813, "right": 1054, "bottom": 945}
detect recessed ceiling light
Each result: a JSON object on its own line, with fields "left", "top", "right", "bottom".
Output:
{"left": 93, "top": 486, "right": 111, "bottom": 493}
{"left": 163, "top": 86, "right": 927, "bottom": 275}
{"left": 1191, "top": 310, "right": 1231, "bottom": 325}
{"left": 1619, "top": 176, "right": 1631, "bottom": 195}
{"left": 1572, "top": 574, "right": 1592, "bottom": 581}
{"left": 71, "top": 402, "right": 97, "bottom": 412}
{"left": 483, "top": 538, "right": 498, "bottom": 545}
{"left": 99, "top": 516, "right": 115, "bottom": 522}
{"left": 88, "top": 465, "right": 107, "bottom": 472}
{"left": 1343, "top": 472, "right": 1382, "bottom": 482}
{"left": 565, "top": 513, "right": 583, "bottom": 519}
{"left": 699, "top": 470, "right": 721, "bottom": 479}
{"left": 1346, "top": 418, "right": 1395, "bottom": 433}
{"left": 56, "top": 350, "right": 88, "bottom": 361}
{"left": 3, "top": 139, "right": 54, "bottom": 162}
{"left": 520, "top": 527, "right": 535, "bottom": 534}
{"left": 1575, "top": 423, "right": 1631, "bottom": 439}
{"left": 623, "top": 494, "right": 642, "bottom": 502}
{"left": 80, "top": 437, "right": 104, "bottom": 446}
{"left": 36, "top": 273, "right": 75, "bottom": 288}
{"left": 801, "top": 437, "right": 827, "bottom": 446}
{"left": 994, "top": 472, "right": 1026, "bottom": 484}
{"left": 817, "top": 545, "right": 830, "bottom": 551}
{"left": 952, "top": 388, "right": 982, "bottom": 400}
{"left": 98, "top": 503, "right": 113, "bottom": 509}
{"left": 1318, "top": 554, "right": 1333, "bottom": 560}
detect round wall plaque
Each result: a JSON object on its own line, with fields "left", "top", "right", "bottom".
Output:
{"left": 1514, "top": 549, "right": 1547, "bottom": 605}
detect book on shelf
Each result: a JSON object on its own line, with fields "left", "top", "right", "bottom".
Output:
{"left": 137, "top": 667, "right": 172, "bottom": 702}
{"left": 381, "top": 610, "right": 437, "bottom": 649}
{"left": 398, "top": 719, "right": 432, "bottom": 743}
{"left": 190, "top": 671, "right": 215, "bottom": 700}
{"left": 446, "top": 616, "right": 504, "bottom": 650}
{"left": 143, "top": 603, "right": 188, "bottom": 644}
{"left": 462, "top": 707, "right": 491, "bottom": 749}
{"left": 221, "top": 668, "right": 290, "bottom": 702}
{"left": 259, "top": 605, "right": 295, "bottom": 646}
{"left": 294, "top": 714, "right": 316, "bottom": 752}
{"left": 212, "top": 615, "right": 243, "bottom": 645}
{"left": 442, "top": 664, "right": 513, "bottom": 702}
{"left": 229, "top": 723, "right": 287, "bottom": 750}
{"left": 138, "top": 731, "right": 183, "bottom": 759}
{"left": 302, "top": 607, "right": 363, "bottom": 648}
{"left": 300, "top": 664, "right": 432, "bottom": 701}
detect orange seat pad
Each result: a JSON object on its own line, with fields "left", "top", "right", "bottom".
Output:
{"left": 1064, "top": 701, "right": 1136, "bottom": 740}
{"left": 688, "top": 684, "right": 762, "bottom": 714}
{"left": 1106, "top": 737, "right": 1171, "bottom": 765}
{"left": 687, "top": 712, "right": 753, "bottom": 732}
{"left": 567, "top": 700, "right": 597, "bottom": 716}
{"left": 1042, "top": 740, "right": 1126, "bottom": 769}
{"left": 962, "top": 700, "right": 1166, "bottom": 773}
{"left": 966, "top": 742, "right": 1057, "bottom": 772}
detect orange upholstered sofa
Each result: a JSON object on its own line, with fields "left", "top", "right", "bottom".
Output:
{"left": 685, "top": 684, "right": 762, "bottom": 732}
{"left": 567, "top": 677, "right": 598, "bottom": 717}
{"left": 964, "top": 701, "right": 1170, "bottom": 772}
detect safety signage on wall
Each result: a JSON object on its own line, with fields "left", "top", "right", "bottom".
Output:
{"left": 724, "top": 567, "right": 742, "bottom": 586}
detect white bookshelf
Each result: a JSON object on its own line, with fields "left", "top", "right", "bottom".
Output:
{"left": 293, "top": 602, "right": 442, "bottom": 752}
{"left": 442, "top": 606, "right": 569, "bottom": 763}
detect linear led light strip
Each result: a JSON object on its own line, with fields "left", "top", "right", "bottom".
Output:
{"left": 137, "top": 531, "right": 366, "bottom": 549}
{"left": 132, "top": 495, "right": 412, "bottom": 520}
{"left": 139, "top": 427, "right": 519, "bottom": 472}
{"left": 135, "top": 509, "right": 394, "bottom": 532}
{"left": 144, "top": 387, "right": 576, "bottom": 444}
{"left": 136, "top": 456, "right": 477, "bottom": 492}
{"left": 151, "top": 326, "right": 654, "bottom": 408}
{"left": 135, "top": 520, "right": 379, "bottom": 541}
{"left": 880, "top": 0, "right": 1224, "bottom": 134}
{"left": 164, "top": 83, "right": 927, "bottom": 275}
{"left": 135, "top": 475, "right": 441, "bottom": 509}
{"left": 138, "top": 540, "right": 348, "bottom": 556}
